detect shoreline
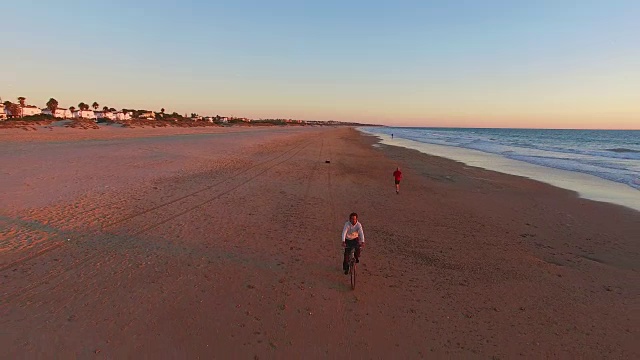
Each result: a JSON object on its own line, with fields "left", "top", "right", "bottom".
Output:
{"left": 359, "top": 127, "right": 640, "bottom": 212}
{"left": 1, "top": 127, "right": 638, "bottom": 357}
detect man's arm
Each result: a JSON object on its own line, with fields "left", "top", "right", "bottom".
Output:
{"left": 341, "top": 223, "right": 348, "bottom": 243}
{"left": 358, "top": 224, "right": 365, "bottom": 244}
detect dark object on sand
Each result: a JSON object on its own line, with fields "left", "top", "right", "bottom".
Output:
{"left": 325, "top": 160, "right": 331, "bottom": 164}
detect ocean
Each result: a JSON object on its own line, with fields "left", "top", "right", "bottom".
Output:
{"left": 359, "top": 127, "right": 640, "bottom": 211}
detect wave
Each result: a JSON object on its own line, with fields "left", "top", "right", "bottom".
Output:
{"left": 507, "top": 155, "right": 640, "bottom": 190}
{"left": 606, "top": 148, "right": 640, "bottom": 153}
{"left": 404, "top": 132, "right": 640, "bottom": 160}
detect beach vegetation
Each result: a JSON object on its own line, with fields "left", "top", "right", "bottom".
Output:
{"left": 25, "top": 114, "right": 55, "bottom": 121}
{"left": 0, "top": 114, "right": 59, "bottom": 130}
{"left": 252, "top": 119, "right": 288, "bottom": 126}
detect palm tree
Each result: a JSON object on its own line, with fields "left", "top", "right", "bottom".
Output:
{"left": 92, "top": 102, "right": 99, "bottom": 111}
{"left": 46, "top": 98, "right": 59, "bottom": 116}
{"left": 17, "top": 97, "right": 26, "bottom": 117}
{"left": 161, "top": 108, "right": 165, "bottom": 114}
{"left": 3, "top": 101, "right": 18, "bottom": 118}
{"left": 77, "top": 103, "right": 87, "bottom": 118}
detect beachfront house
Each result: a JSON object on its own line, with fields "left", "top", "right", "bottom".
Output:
{"left": 8, "top": 105, "right": 42, "bottom": 117}
{"left": 42, "top": 108, "right": 72, "bottom": 119}
{"left": 115, "top": 111, "right": 131, "bottom": 121}
{"left": 0, "top": 104, "right": 6, "bottom": 120}
{"left": 95, "top": 111, "right": 116, "bottom": 121}
{"left": 137, "top": 111, "right": 155, "bottom": 120}
{"left": 73, "top": 109, "right": 96, "bottom": 119}
{"left": 23, "top": 105, "right": 42, "bottom": 117}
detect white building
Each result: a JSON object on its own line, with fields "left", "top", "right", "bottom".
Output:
{"left": 115, "top": 111, "right": 131, "bottom": 121}
{"left": 9, "top": 105, "right": 42, "bottom": 117}
{"left": 73, "top": 109, "right": 96, "bottom": 119}
{"left": 23, "top": 105, "right": 42, "bottom": 116}
{"left": 42, "top": 108, "right": 72, "bottom": 119}
{"left": 138, "top": 111, "right": 155, "bottom": 119}
{"left": 0, "top": 104, "right": 6, "bottom": 120}
{"left": 95, "top": 111, "right": 116, "bottom": 121}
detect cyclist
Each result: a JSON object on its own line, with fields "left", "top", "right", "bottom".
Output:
{"left": 341, "top": 212, "right": 365, "bottom": 275}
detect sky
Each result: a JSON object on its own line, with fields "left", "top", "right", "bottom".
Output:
{"left": 1, "top": 0, "right": 639, "bottom": 129}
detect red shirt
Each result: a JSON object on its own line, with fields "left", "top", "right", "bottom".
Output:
{"left": 393, "top": 170, "right": 402, "bottom": 181}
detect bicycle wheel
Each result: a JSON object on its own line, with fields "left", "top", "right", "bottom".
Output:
{"left": 350, "top": 260, "right": 356, "bottom": 290}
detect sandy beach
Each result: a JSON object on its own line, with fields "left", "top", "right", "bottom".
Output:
{"left": 1, "top": 126, "right": 638, "bottom": 358}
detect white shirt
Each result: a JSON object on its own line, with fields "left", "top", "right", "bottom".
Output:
{"left": 341, "top": 221, "right": 365, "bottom": 243}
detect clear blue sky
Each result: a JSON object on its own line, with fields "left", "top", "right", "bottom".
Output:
{"left": 2, "top": 0, "right": 639, "bottom": 128}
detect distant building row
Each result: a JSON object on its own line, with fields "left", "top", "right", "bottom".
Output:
{"left": 1, "top": 103, "right": 313, "bottom": 124}
{"left": 0, "top": 104, "right": 131, "bottom": 121}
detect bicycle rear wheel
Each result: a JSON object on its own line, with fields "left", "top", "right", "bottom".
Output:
{"left": 350, "top": 261, "right": 356, "bottom": 290}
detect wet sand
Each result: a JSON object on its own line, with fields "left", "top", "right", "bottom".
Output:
{"left": 1, "top": 127, "right": 638, "bottom": 358}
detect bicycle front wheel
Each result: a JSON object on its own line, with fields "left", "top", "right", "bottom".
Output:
{"left": 350, "top": 262, "right": 356, "bottom": 290}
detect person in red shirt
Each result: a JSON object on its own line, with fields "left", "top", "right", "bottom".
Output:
{"left": 393, "top": 167, "right": 402, "bottom": 194}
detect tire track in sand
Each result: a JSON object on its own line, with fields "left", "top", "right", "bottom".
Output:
{"left": 0, "top": 138, "right": 309, "bottom": 271}
{"left": 1, "top": 139, "right": 318, "bottom": 304}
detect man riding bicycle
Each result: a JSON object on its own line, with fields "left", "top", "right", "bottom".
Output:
{"left": 341, "top": 212, "right": 365, "bottom": 275}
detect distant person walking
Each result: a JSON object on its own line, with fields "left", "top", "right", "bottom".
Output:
{"left": 393, "top": 167, "right": 402, "bottom": 194}
{"left": 391, "top": 133, "right": 394, "bottom": 139}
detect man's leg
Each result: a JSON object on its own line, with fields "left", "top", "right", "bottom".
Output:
{"left": 355, "top": 243, "right": 361, "bottom": 263}
{"left": 343, "top": 246, "right": 351, "bottom": 274}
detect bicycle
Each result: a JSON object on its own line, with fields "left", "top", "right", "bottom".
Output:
{"left": 346, "top": 247, "right": 357, "bottom": 290}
